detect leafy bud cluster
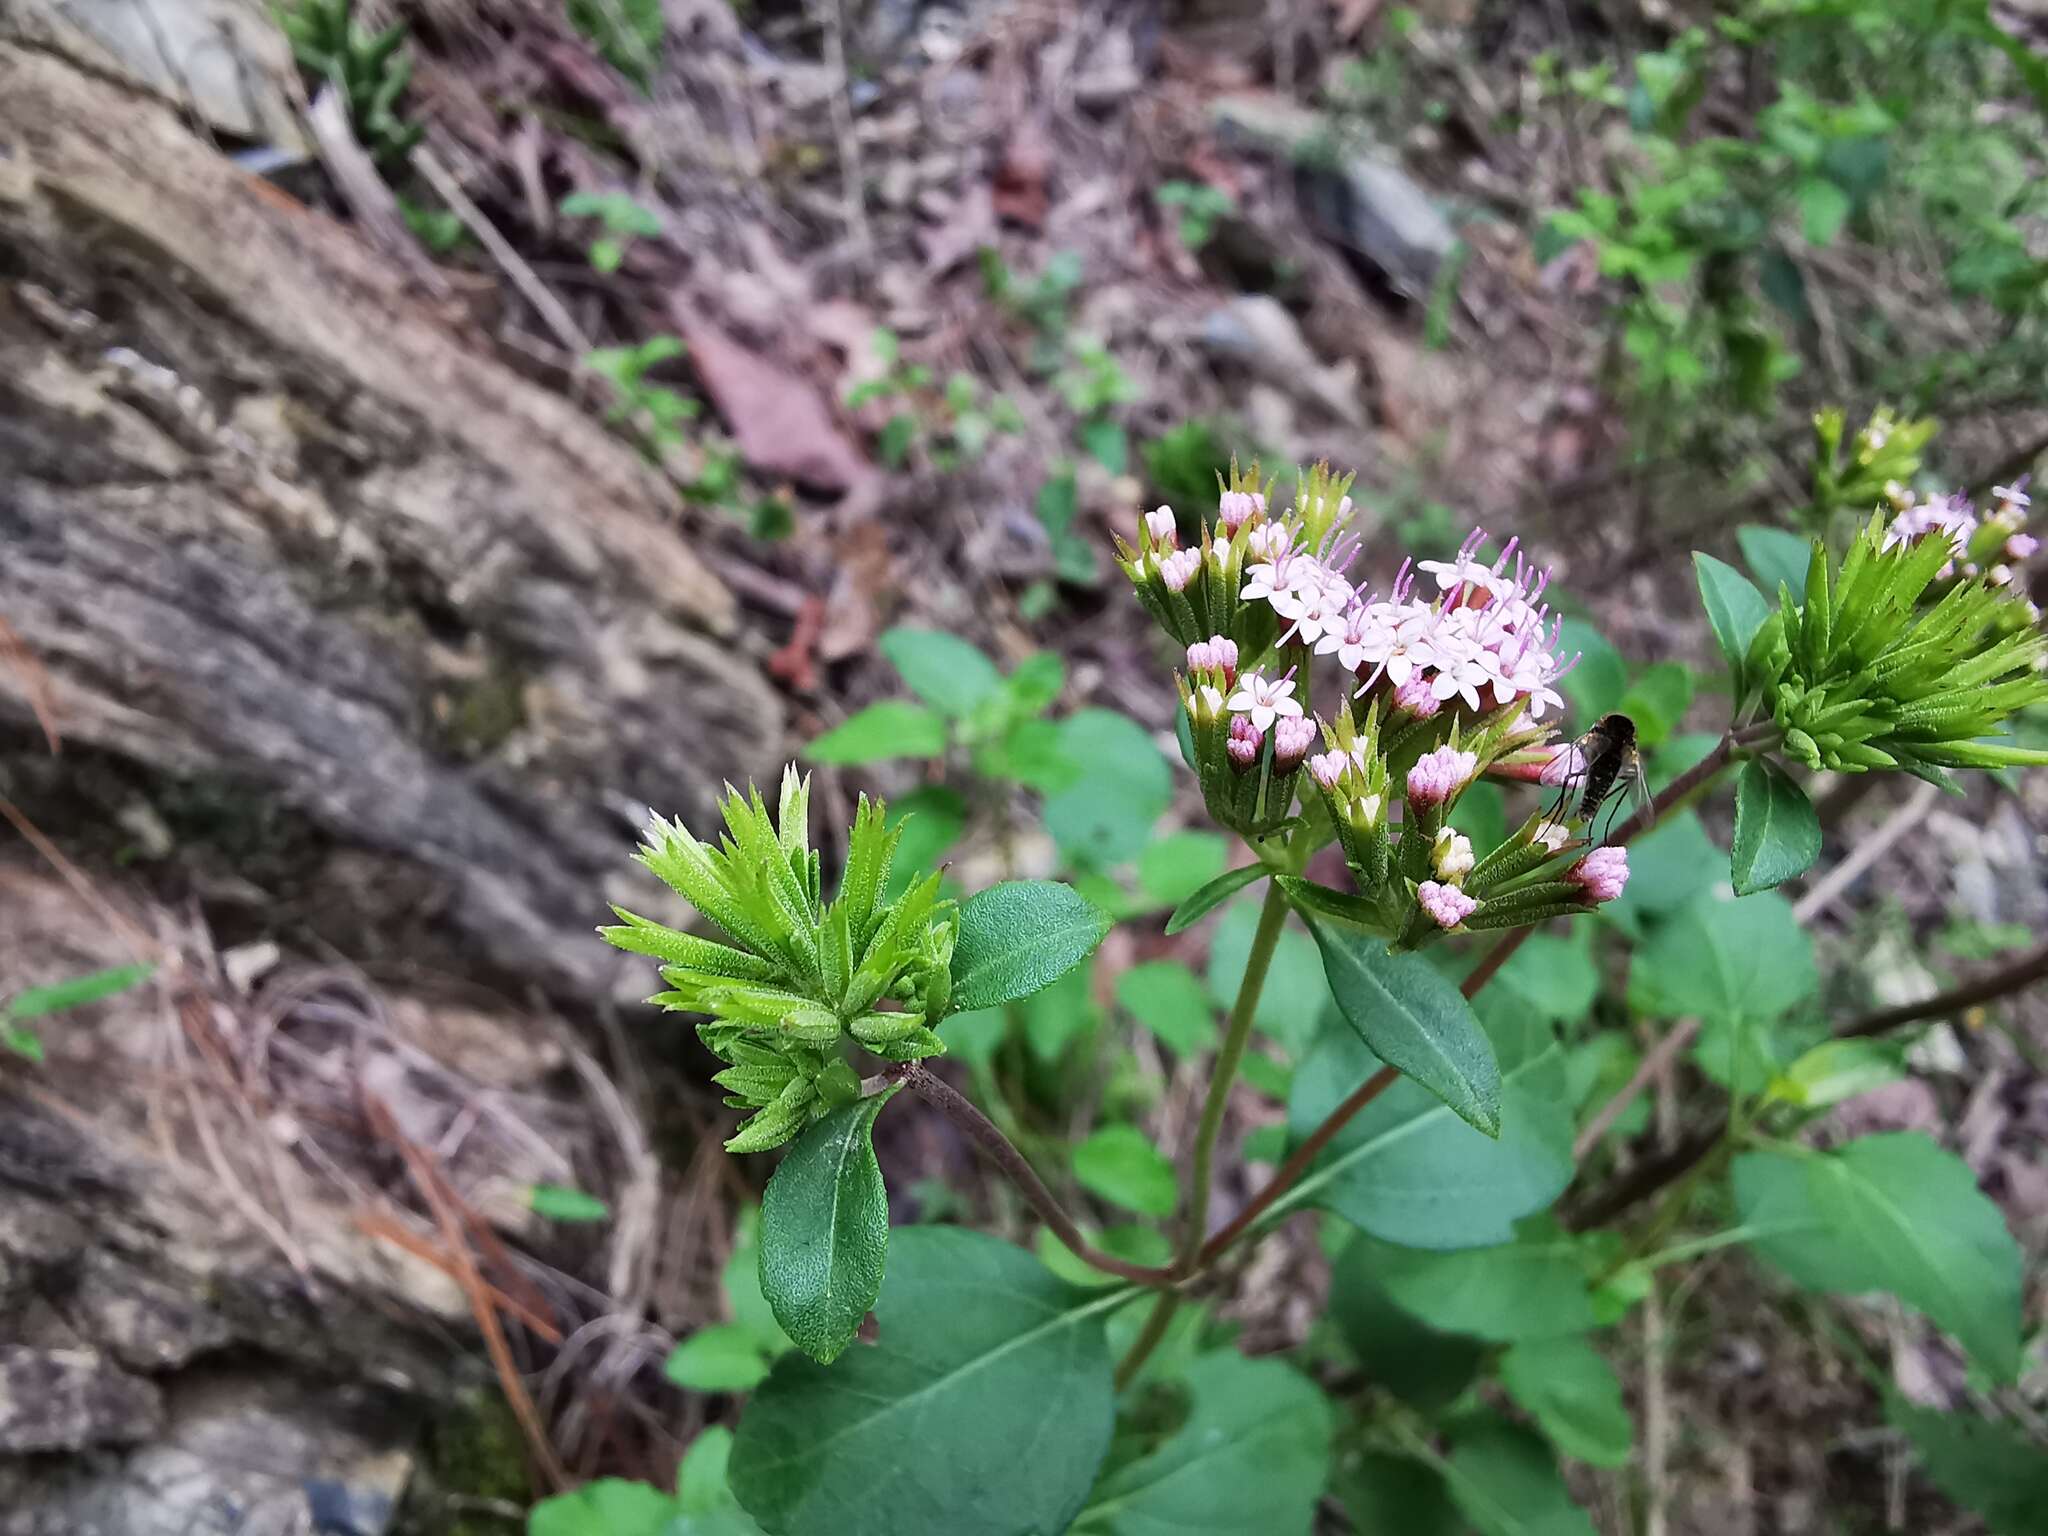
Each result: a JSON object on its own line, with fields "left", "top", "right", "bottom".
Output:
{"left": 1811, "top": 406, "right": 1936, "bottom": 521}
{"left": 602, "top": 769, "right": 955, "bottom": 1152}
{"left": 1748, "top": 504, "right": 2048, "bottom": 779}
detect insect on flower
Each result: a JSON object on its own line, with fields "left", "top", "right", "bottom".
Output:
{"left": 1545, "top": 712, "right": 1648, "bottom": 842}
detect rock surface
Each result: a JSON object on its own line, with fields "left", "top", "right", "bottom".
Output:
{"left": 0, "top": 23, "right": 783, "bottom": 1003}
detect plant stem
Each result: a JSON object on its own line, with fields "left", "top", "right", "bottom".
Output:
{"left": 883, "top": 1062, "right": 1175, "bottom": 1287}
{"left": 1116, "top": 879, "right": 1293, "bottom": 1386}
{"left": 1195, "top": 1064, "right": 1399, "bottom": 1266}
{"left": 1570, "top": 935, "right": 2048, "bottom": 1229}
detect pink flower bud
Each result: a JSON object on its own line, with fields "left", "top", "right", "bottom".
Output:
{"left": 1146, "top": 506, "right": 1179, "bottom": 548}
{"left": 1218, "top": 489, "right": 1265, "bottom": 531}
{"left": 1227, "top": 715, "right": 1263, "bottom": 773}
{"left": 2007, "top": 532, "right": 2039, "bottom": 561}
{"left": 1210, "top": 636, "right": 1239, "bottom": 687}
{"left": 1391, "top": 673, "right": 1441, "bottom": 719}
{"left": 1307, "top": 750, "right": 1349, "bottom": 788}
{"left": 1568, "top": 846, "right": 1630, "bottom": 903}
{"left": 1431, "top": 827, "right": 1475, "bottom": 882}
{"left": 1406, "top": 746, "right": 1478, "bottom": 808}
{"left": 1418, "top": 880, "right": 1478, "bottom": 930}
{"left": 1272, "top": 716, "right": 1317, "bottom": 773}
{"left": 1186, "top": 640, "right": 1215, "bottom": 674}
{"left": 1245, "top": 523, "right": 1292, "bottom": 561}
{"left": 1160, "top": 549, "right": 1202, "bottom": 592}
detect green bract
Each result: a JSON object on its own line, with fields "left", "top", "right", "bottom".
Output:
{"left": 603, "top": 769, "right": 956, "bottom": 1152}
{"left": 1746, "top": 513, "right": 2048, "bottom": 779}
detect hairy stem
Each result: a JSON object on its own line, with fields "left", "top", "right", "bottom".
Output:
{"left": 1195, "top": 1064, "right": 1399, "bottom": 1266}
{"left": 1117, "top": 879, "right": 1293, "bottom": 1386}
{"left": 884, "top": 1062, "right": 1175, "bottom": 1287}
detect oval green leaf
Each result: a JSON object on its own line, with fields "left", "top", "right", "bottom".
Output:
{"left": 1163, "top": 864, "right": 1266, "bottom": 934}
{"left": 1071, "top": 1352, "right": 1332, "bottom": 1536}
{"left": 1737, "top": 523, "right": 1813, "bottom": 601}
{"left": 880, "top": 627, "right": 1002, "bottom": 719}
{"left": 665, "top": 1325, "right": 774, "bottom": 1393}
{"left": 1304, "top": 919, "right": 1502, "bottom": 1136}
{"left": 1730, "top": 756, "right": 1822, "bottom": 895}
{"left": 1356, "top": 1229, "right": 1602, "bottom": 1343}
{"left": 759, "top": 1091, "right": 897, "bottom": 1364}
{"left": 1071, "top": 1125, "right": 1177, "bottom": 1217}
{"left": 1627, "top": 890, "right": 1816, "bottom": 1029}
{"left": 805, "top": 701, "right": 949, "bottom": 765}
{"left": 1692, "top": 552, "right": 1771, "bottom": 693}
{"left": 1113, "top": 960, "right": 1215, "bottom": 1055}
{"left": 729, "top": 1227, "right": 1119, "bottom": 1536}
{"left": 1733, "top": 1133, "right": 2024, "bottom": 1381}
{"left": 1498, "top": 1336, "right": 1633, "bottom": 1468}
{"left": 1283, "top": 1011, "right": 1571, "bottom": 1249}
{"left": 950, "top": 881, "right": 1112, "bottom": 1012}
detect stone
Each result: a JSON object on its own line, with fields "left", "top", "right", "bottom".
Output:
{"left": 0, "top": 1347, "right": 162, "bottom": 1453}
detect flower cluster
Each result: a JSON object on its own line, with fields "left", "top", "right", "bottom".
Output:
{"left": 1878, "top": 478, "right": 2039, "bottom": 602}
{"left": 1133, "top": 463, "right": 1630, "bottom": 946}
{"left": 602, "top": 770, "right": 955, "bottom": 1152}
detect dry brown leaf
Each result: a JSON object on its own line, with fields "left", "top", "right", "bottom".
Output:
{"left": 671, "top": 307, "right": 871, "bottom": 493}
{"left": 992, "top": 119, "right": 1053, "bottom": 231}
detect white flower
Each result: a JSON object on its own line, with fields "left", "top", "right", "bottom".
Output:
{"left": 1226, "top": 670, "right": 1303, "bottom": 733}
{"left": 1992, "top": 482, "right": 2031, "bottom": 508}
{"left": 1532, "top": 822, "right": 1573, "bottom": 854}
{"left": 1244, "top": 522, "right": 1294, "bottom": 561}
{"left": 1145, "top": 506, "right": 1178, "bottom": 545}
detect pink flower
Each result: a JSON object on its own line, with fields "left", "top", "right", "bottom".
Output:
{"left": 2007, "top": 533, "right": 2039, "bottom": 561}
{"left": 1883, "top": 495, "right": 1977, "bottom": 577}
{"left": 1406, "top": 746, "right": 1478, "bottom": 807}
{"left": 1568, "top": 846, "right": 1630, "bottom": 903}
{"left": 1159, "top": 549, "right": 1202, "bottom": 592}
{"left": 1226, "top": 670, "right": 1304, "bottom": 733}
{"left": 1218, "top": 489, "right": 1265, "bottom": 531}
{"left": 1307, "top": 750, "right": 1349, "bottom": 788}
{"left": 1418, "top": 880, "right": 1478, "bottom": 929}
{"left": 1227, "top": 715, "right": 1263, "bottom": 772}
{"left": 1992, "top": 479, "right": 2031, "bottom": 511}
{"left": 1390, "top": 672, "right": 1441, "bottom": 719}
{"left": 1432, "top": 828, "right": 1475, "bottom": 881}
{"left": 1272, "top": 716, "right": 1318, "bottom": 772}
{"left": 1145, "top": 506, "right": 1179, "bottom": 547}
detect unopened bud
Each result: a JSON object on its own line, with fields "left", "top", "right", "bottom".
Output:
{"left": 1227, "top": 715, "right": 1263, "bottom": 773}
{"left": 1146, "top": 506, "right": 1179, "bottom": 548}
{"left": 1568, "top": 846, "right": 1629, "bottom": 903}
{"left": 1272, "top": 716, "right": 1317, "bottom": 773}
{"left": 1417, "top": 880, "right": 1478, "bottom": 930}
{"left": 1391, "top": 673, "right": 1440, "bottom": 719}
{"left": 1407, "top": 746, "right": 1478, "bottom": 808}
{"left": 1160, "top": 549, "right": 1201, "bottom": 592}
{"left": 1307, "top": 750, "right": 1349, "bottom": 789}
{"left": 1218, "top": 489, "right": 1264, "bottom": 532}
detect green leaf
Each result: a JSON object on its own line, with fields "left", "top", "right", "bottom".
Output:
{"left": 1556, "top": 618, "right": 1626, "bottom": 722}
{"left": 529, "top": 1478, "right": 687, "bottom": 1536}
{"left": 1486, "top": 933, "right": 1598, "bottom": 1025}
{"left": 1693, "top": 552, "right": 1771, "bottom": 692}
{"left": 879, "top": 628, "right": 1004, "bottom": 720}
{"left": 1766, "top": 1037, "right": 1903, "bottom": 1109}
{"left": 1003, "top": 651, "right": 1067, "bottom": 716}
{"left": 529, "top": 1184, "right": 610, "bottom": 1223}
{"left": 1444, "top": 1418, "right": 1597, "bottom": 1536}
{"left": 1498, "top": 1336, "right": 1633, "bottom": 1467}
{"left": 1890, "top": 1399, "right": 2048, "bottom": 1536}
{"left": 759, "top": 1092, "right": 896, "bottom": 1364}
{"left": 1737, "top": 524, "right": 1812, "bottom": 600}
{"left": 1114, "top": 961, "right": 1214, "bottom": 1055}
{"left": 666, "top": 1325, "right": 774, "bottom": 1393}
{"left": 1043, "top": 710, "right": 1172, "bottom": 868}
{"left": 1071, "top": 1125, "right": 1177, "bottom": 1216}
{"left": 724, "top": 1206, "right": 794, "bottom": 1358}
{"left": 4, "top": 1027, "right": 44, "bottom": 1062}
{"left": 1364, "top": 1228, "right": 1600, "bottom": 1342}
{"left": 1136, "top": 832, "right": 1229, "bottom": 910}
{"left": 1628, "top": 890, "right": 1816, "bottom": 1030}
{"left": 1798, "top": 176, "right": 1852, "bottom": 245}
{"left": 1733, "top": 1134, "right": 2024, "bottom": 1380}
{"left": 1730, "top": 758, "right": 1821, "bottom": 895}
{"left": 951, "top": 881, "right": 1113, "bottom": 1012}
{"left": 1304, "top": 920, "right": 1502, "bottom": 1136}
{"left": 884, "top": 787, "right": 966, "bottom": 899}
{"left": 1329, "top": 1237, "right": 1486, "bottom": 1410}
{"left": 1285, "top": 1009, "right": 1572, "bottom": 1249}
{"left": 1601, "top": 810, "right": 1722, "bottom": 936}
{"left": 1037, "top": 1223, "right": 1172, "bottom": 1288}
{"left": 1077, "top": 418, "right": 1128, "bottom": 476}
{"left": 1163, "top": 865, "right": 1265, "bottom": 934}
{"left": 1206, "top": 899, "right": 1327, "bottom": 1056}
{"left": 805, "top": 702, "right": 948, "bottom": 765}
{"left": 5, "top": 963, "right": 155, "bottom": 1020}
{"left": 1336, "top": 1454, "right": 1463, "bottom": 1536}
{"left": 1072, "top": 1353, "right": 1331, "bottom": 1535}
{"left": 728, "top": 1227, "right": 1118, "bottom": 1536}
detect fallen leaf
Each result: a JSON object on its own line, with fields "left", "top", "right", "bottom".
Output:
{"left": 671, "top": 306, "right": 871, "bottom": 493}
{"left": 992, "top": 119, "right": 1052, "bottom": 230}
